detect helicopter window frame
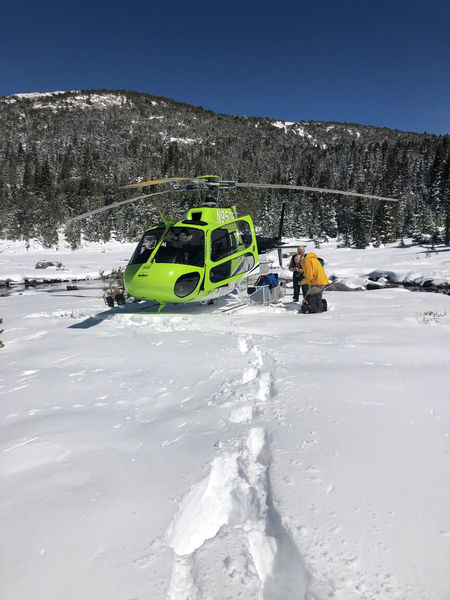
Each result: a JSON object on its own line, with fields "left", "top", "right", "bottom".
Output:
{"left": 209, "top": 219, "right": 253, "bottom": 263}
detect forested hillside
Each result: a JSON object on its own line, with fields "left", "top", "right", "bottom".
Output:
{"left": 0, "top": 89, "right": 448, "bottom": 248}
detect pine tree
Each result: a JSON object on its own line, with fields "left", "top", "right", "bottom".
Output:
{"left": 444, "top": 198, "right": 450, "bottom": 245}
{"left": 418, "top": 201, "right": 435, "bottom": 236}
{"left": 39, "top": 160, "right": 53, "bottom": 195}
{"left": 60, "top": 147, "right": 75, "bottom": 182}
{"left": 63, "top": 220, "right": 82, "bottom": 250}
{"left": 337, "top": 199, "right": 353, "bottom": 247}
{"left": 428, "top": 140, "right": 448, "bottom": 219}
{"left": 13, "top": 187, "right": 38, "bottom": 242}
{"left": 440, "top": 148, "right": 450, "bottom": 242}
{"left": 402, "top": 198, "right": 417, "bottom": 237}
{"left": 23, "top": 158, "right": 34, "bottom": 188}
{"left": 352, "top": 199, "right": 373, "bottom": 248}
{"left": 372, "top": 202, "right": 397, "bottom": 245}
{"left": 322, "top": 201, "right": 338, "bottom": 238}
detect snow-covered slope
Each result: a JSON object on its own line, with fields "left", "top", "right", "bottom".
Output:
{"left": 0, "top": 242, "right": 449, "bottom": 600}
{"left": 5, "top": 90, "right": 127, "bottom": 110}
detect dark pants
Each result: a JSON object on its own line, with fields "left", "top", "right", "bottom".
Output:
{"left": 305, "top": 285, "right": 326, "bottom": 313}
{"left": 293, "top": 273, "right": 308, "bottom": 301}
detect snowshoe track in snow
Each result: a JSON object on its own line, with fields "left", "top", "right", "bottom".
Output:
{"left": 166, "top": 333, "right": 312, "bottom": 599}
{"left": 166, "top": 428, "right": 311, "bottom": 599}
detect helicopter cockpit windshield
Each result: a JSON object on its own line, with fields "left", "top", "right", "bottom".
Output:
{"left": 154, "top": 227, "right": 204, "bottom": 267}
{"left": 128, "top": 227, "right": 166, "bottom": 265}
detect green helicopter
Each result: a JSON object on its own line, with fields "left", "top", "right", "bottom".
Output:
{"left": 73, "top": 175, "right": 398, "bottom": 312}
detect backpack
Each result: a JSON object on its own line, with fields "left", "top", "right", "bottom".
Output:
{"left": 254, "top": 273, "right": 279, "bottom": 289}
{"left": 304, "top": 252, "right": 325, "bottom": 267}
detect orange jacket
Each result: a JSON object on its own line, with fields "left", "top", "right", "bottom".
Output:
{"left": 302, "top": 252, "right": 329, "bottom": 286}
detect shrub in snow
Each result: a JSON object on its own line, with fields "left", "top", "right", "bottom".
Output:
{"left": 416, "top": 310, "right": 447, "bottom": 324}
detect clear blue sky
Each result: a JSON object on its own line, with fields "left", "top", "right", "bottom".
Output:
{"left": 1, "top": 0, "right": 449, "bottom": 134}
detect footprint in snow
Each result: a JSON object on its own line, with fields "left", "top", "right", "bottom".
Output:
{"left": 238, "top": 335, "right": 252, "bottom": 354}
{"left": 166, "top": 428, "right": 311, "bottom": 599}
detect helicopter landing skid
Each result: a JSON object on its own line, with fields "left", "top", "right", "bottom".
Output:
{"left": 218, "top": 302, "right": 249, "bottom": 314}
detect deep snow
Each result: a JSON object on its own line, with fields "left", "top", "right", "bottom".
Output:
{"left": 0, "top": 239, "right": 449, "bottom": 600}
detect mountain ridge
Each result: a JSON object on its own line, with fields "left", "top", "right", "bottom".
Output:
{"left": 2, "top": 88, "right": 440, "bottom": 137}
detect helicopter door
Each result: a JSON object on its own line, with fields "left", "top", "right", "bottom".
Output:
{"left": 206, "top": 217, "right": 258, "bottom": 288}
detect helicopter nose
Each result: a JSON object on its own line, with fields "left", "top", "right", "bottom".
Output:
{"left": 124, "top": 263, "right": 202, "bottom": 302}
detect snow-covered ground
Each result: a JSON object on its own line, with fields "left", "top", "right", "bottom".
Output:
{"left": 1, "top": 239, "right": 449, "bottom": 600}
{"left": 0, "top": 238, "right": 137, "bottom": 285}
{"left": 1, "top": 237, "right": 449, "bottom": 290}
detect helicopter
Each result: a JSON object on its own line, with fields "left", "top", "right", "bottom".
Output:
{"left": 73, "top": 175, "right": 398, "bottom": 312}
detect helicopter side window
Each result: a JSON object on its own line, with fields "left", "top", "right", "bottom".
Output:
{"left": 154, "top": 227, "right": 204, "bottom": 267}
{"left": 210, "top": 252, "right": 255, "bottom": 283}
{"left": 231, "top": 252, "right": 255, "bottom": 276}
{"left": 129, "top": 227, "right": 165, "bottom": 265}
{"left": 234, "top": 221, "right": 253, "bottom": 251}
{"left": 211, "top": 221, "right": 252, "bottom": 262}
{"left": 211, "top": 227, "right": 235, "bottom": 261}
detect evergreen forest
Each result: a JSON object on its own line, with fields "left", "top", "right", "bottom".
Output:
{"left": 0, "top": 89, "right": 448, "bottom": 248}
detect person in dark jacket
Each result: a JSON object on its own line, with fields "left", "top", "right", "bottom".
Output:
{"left": 288, "top": 246, "right": 308, "bottom": 302}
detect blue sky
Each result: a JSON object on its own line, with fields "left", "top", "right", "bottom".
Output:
{"left": 1, "top": 0, "right": 449, "bottom": 134}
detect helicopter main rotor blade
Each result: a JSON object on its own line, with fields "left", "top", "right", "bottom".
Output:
{"left": 71, "top": 188, "right": 188, "bottom": 221}
{"left": 121, "top": 177, "right": 190, "bottom": 189}
{"left": 234, "top": 182, "right": 399, "bottom": 202}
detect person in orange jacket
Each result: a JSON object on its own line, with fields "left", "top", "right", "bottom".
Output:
{"left": 300, "top": 252, "right": 329, "bottom": 313}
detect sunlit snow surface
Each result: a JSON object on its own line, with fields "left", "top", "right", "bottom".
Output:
{"left": 0, "top": 240, "right": 449, "bottom": 600}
